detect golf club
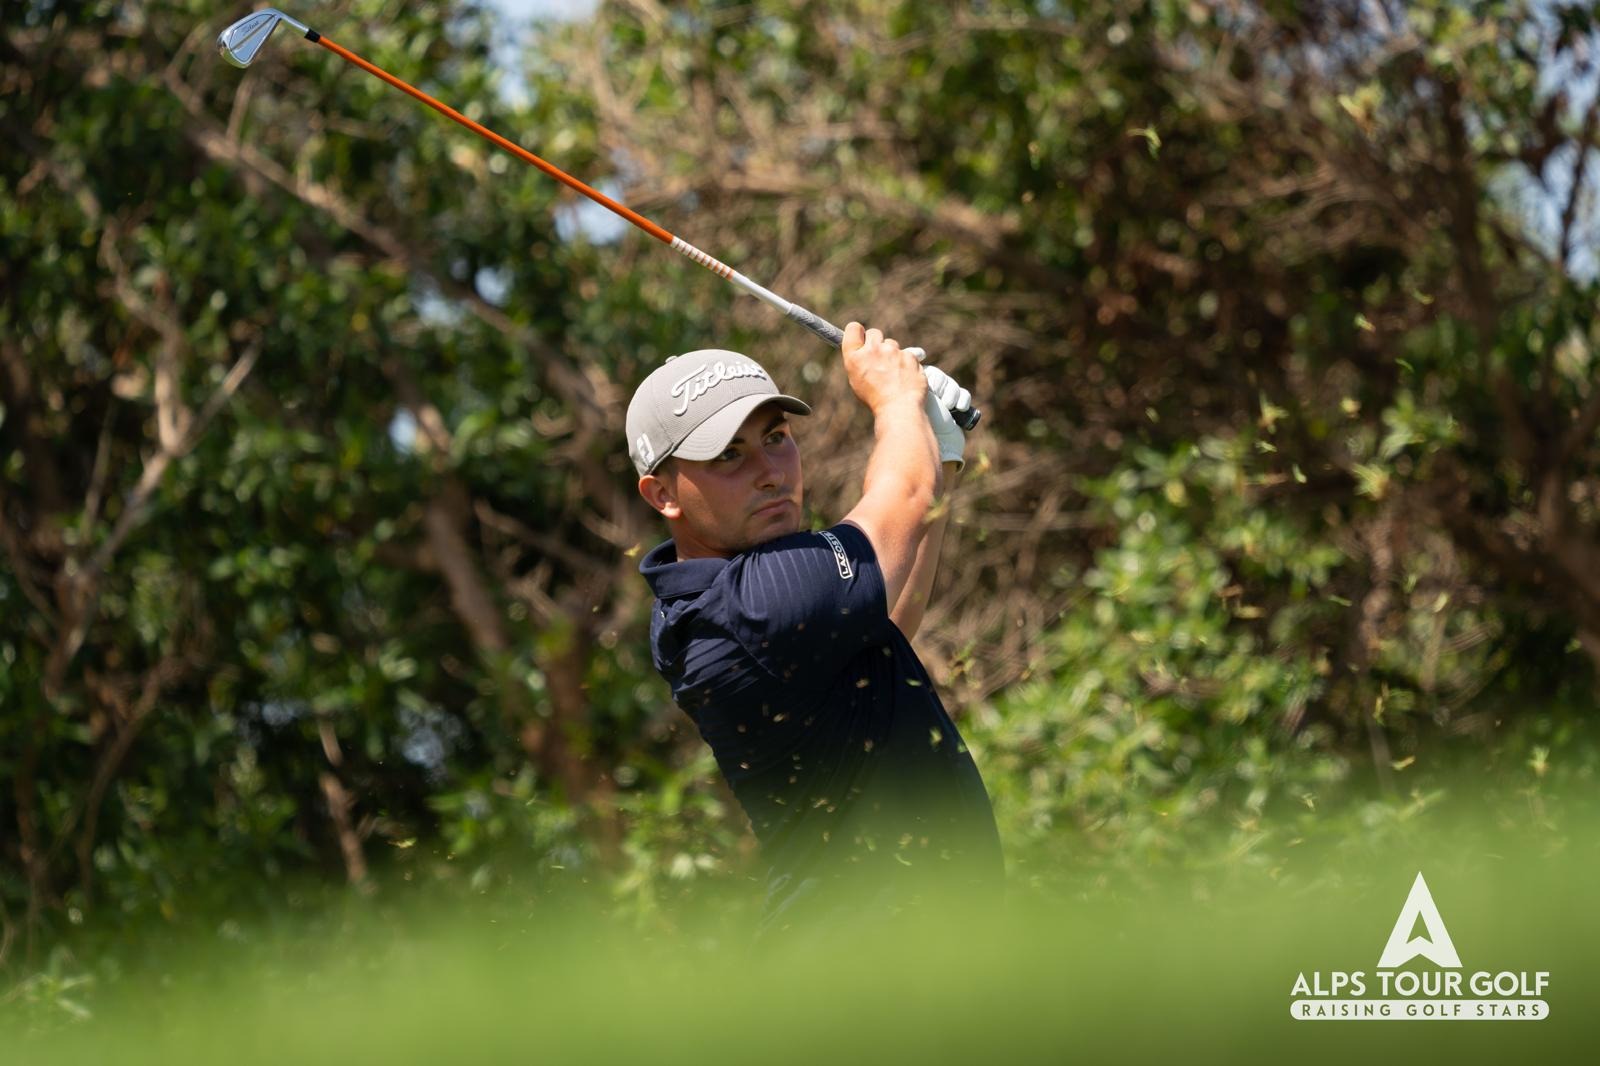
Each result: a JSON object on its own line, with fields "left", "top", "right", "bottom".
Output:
{"left": 216, "top": 7, "right": 981, "bottom": 430}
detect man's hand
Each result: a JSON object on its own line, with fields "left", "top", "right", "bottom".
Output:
{"left": 922, "top": 365, "right": 969, "bottom": 470}
{"left": 841, "top": 323, "right": 929, "bottom": 416}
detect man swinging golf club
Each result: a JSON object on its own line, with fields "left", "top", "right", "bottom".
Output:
{"left": 216, "top": 6, "right": 996, "bottom": 931}
{"left": 629, "top": 325, "right": 1003, "bottom": 935}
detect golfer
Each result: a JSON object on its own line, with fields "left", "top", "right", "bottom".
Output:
{"left": 627, "top": 323, "right": 1003, "bottom": 933}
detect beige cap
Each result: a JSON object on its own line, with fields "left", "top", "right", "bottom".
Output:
{"left": 626, "top": 350, "right": 810, "bottom": 476}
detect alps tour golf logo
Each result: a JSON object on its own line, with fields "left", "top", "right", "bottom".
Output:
{"left": 1290, "top": 872, "right": 1550, "bottom": 1021}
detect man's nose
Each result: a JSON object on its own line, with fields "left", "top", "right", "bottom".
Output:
{"left": 752, "top": 445, "right": 782, "bottom": 490}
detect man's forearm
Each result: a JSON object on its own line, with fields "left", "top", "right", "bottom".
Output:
{"left": 888, "top": 461, "right": 961, "bottom": 640}
{"left": 848, "top": 398, "right": 943, "bottom": 609}
{"left": 861, "top": 398, "right": 942, "bottom": 506}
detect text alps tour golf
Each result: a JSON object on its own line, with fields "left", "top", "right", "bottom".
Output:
{"left": 1288, "top": 873, "right": 1552, "bottom": 1021}
{"left": 1289, "top": 971, "right": 1551, "bottom": 1020}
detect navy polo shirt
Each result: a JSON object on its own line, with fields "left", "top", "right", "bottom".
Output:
{"left": 641, "top": 522, "right": 1003, "bottom": 923}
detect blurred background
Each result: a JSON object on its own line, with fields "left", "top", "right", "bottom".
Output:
{"left": 3, "top": 0, "right": 1599, "bottom": 1034}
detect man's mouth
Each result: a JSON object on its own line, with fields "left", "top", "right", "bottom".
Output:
{"left": 752, "top": 499, "right": 791, "bottom": 518}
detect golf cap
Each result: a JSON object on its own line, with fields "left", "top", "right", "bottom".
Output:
{"left": 626, "top": 350, "right": 810, "bottom": 477}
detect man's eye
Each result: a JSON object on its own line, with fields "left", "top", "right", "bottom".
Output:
{"left": 716, "top": 448, "right": 738, "bottom": 462}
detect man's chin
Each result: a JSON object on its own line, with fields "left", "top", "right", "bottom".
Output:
{"left": 745, "top": 508, "right": 801, "bottom": 546}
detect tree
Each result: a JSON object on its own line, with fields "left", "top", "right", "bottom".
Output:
{"left": 2, "top": 0, "right": 1597, "bottom": 969}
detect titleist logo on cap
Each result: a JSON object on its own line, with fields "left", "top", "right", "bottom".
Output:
{"left": 670, "top": 360, "right": 771, "bottom": 416}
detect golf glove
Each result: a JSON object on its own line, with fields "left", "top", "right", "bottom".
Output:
{"left": 922, "top": 365, "right": 970, "bottom": 470}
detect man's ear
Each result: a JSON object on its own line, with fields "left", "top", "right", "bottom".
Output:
{"left": 638, "top": 471, "right": 682, "bottom": 519}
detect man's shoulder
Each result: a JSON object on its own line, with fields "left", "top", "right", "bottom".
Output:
{"left": 717, "top": 525, "right": 881, "bottom": 628}
{"left": 647, "top": 524, "right": 889, "bottom": 686}
{"left": 727, "top": 523, "right": 877, "bottom": 587}
{"left": 741, "top": 522, "right": 873, "bottom": 559}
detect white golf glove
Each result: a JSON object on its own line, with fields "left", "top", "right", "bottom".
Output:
{"left": 921, "top": 364, "right": 970, "bottom": 470}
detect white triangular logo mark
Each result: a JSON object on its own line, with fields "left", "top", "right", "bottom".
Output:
{"left": 1378, "top": 872, "right": 1462, "bottom": 969}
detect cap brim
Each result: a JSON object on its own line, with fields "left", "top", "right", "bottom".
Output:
{"left": 671, "top": 394, "right": 811, "bottom": 462}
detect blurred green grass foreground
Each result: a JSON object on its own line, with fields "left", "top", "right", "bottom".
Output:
{"left": 9, "top": 773, "right": 1598, "bottom": 1065}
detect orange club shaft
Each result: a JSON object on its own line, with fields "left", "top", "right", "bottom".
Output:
{"left": 310, "top": 32, "right": 676, "bottom": 246}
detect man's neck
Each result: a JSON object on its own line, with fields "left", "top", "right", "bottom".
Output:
{"left": 668, "top": 526, "right": 732, "bottom": 561}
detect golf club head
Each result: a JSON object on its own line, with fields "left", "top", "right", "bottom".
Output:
{"left": 218, "top": 8, "right": 307, "bottom": 68}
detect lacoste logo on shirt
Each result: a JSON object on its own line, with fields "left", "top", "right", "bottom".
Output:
{"left": 818, "top": 530, "right": 853, "bottom": 580}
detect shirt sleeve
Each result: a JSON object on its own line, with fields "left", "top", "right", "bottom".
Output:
{"left": 722, "top": 523, "right": 890, "bottom": 684}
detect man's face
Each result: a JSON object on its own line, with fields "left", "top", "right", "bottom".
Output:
{"left": 639, "top": 403, "right": 803, "bottom": 558}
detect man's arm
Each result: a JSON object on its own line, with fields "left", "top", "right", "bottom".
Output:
{"left": 888, "top": 460, "right": 961, "bottom": 640}
{"left": 837, "top": 324, "right": 943, "bottom": 611}
{"left": 888, "top": 365, "right": 971, "bottom": 639}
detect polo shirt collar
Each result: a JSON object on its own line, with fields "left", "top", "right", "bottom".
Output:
{"left": 640, "top": 539, "right": 728, "bottom": 599}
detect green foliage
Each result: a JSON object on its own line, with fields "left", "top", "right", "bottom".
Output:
{"left": 977, "top": 437, "right": 1349, "bottom": 881}
{"left": 3, "top": 0, "right": 1600, "bottom": 1026}
{"left": 980, "top": 429, "right": 1600, "bottom": 888}
{"left": 1, "top": 947, "right": 95, "bottom": 1036}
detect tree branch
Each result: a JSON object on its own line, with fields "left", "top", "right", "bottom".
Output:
{"left": 1558, "top": 93, "right": 1600, "bottom": 273}
{"left": 67, "top": 653, "right": 191, "bottom": 898}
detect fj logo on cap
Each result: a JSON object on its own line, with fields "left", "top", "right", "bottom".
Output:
{"left": 635, "top": 434, "right": 655, "bottom": 467}
{"left": 669, "top": 361, "right": 771, "bottom": 416}
{"left": 818, "top": 531, "right": 853, "bottom": 580}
